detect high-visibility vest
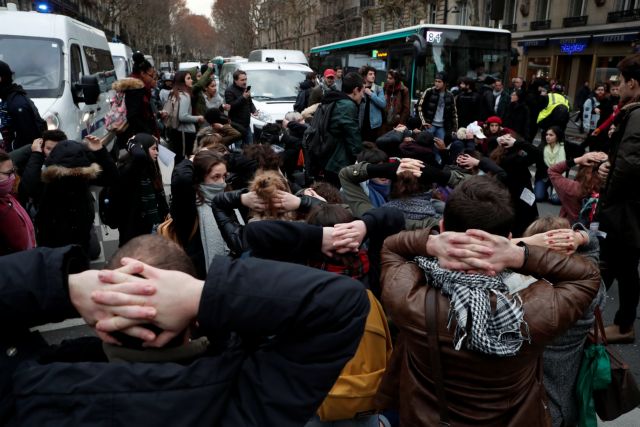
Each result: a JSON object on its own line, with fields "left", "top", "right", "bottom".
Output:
{"left": 537, "top": 93, "right": 570, "bottom": 123}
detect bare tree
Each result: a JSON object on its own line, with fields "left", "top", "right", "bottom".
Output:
{"left": 212, "top": 0, "right": 255, "bottom": 56}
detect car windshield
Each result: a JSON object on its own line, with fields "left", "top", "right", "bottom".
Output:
{"left": 0, "top": 36, "right": 64, "bottom": 98}
{"left": 246, "top": 69, "right": 308, "bottom": 100}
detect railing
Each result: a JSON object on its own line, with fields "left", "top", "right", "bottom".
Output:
{"left": 607, "top": 8, "right": 640, "bottom": 23}
{"left": 502, "top": 23, "right": 517, "bottom": 32}
{"left": 530, "top": 20, "right": 551, "bottom": 31}
{"left": 563, "top": 16, "right": 588, "bottom": 27}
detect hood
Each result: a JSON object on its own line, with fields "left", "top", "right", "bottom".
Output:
{"left": 41, "top": 163, "right": 102, "bottom": 183}
{"left": 112, "top": 77, "right": 145, "bottom": 92}
{"left": 252, "top": 99, "right": 296, "bottom": 122}
{"left": 321, "top": 91, "right": 350, "bottom": 104}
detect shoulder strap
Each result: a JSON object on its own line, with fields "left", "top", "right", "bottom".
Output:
{"left": 425, "top": 287, "right": 450, "bottom": 426}
{"left": 593, "top": 305, "right": 607, "bottom": 346}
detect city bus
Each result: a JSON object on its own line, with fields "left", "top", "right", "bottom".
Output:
{"left": 309, "top": 24, "right": 511, "bottom": 102}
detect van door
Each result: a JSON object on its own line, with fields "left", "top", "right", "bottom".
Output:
{"left": 79, "top": 43, "right": 114, "bottom": 138}
{"left": 67, "top": 41, "right": 85, "bottom": 139}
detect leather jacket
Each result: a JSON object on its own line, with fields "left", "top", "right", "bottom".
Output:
{"left": 376, "top": 228, "right": 600, "bottom": 426}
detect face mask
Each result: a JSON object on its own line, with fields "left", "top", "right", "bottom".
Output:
{"left": 0, "top": 174, "right": 16, "bottom": 196}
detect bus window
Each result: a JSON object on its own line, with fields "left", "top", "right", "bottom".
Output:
{"left": 387, "top": 48, "right": 414, "bottom": 91}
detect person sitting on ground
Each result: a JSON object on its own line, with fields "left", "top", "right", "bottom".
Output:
{"left": 374, "top": 117, "right": 422, "bottom": 158}
{"left": 203, "top": 108, "right": 242, "bottom": 146}
{"left": 375, "top": 176, "right": 601, "bottom": 426}
{"left": 0, "top": 236, "right": 370, "bottom": 426}
{"left": 547, "top": 150, "right": 608, "bottom": 227}
{"left": 514, "top": 216, "right": 605, "bottom": 427}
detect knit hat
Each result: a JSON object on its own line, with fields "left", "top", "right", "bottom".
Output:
{"left": 435, "top": 72, "right": 446, "bottom": 82}
{"left": 486, "top": 116, "right": 502, "bottom": 125}
{"left": 0, "top": 60, "right": 13, "bottom": 83}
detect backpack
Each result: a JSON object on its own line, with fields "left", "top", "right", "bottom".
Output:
{"left": 302, "top": 102, "right": 336, "bottom": 178}
{"left": 316, "top": 290, "right": 393, "bottom": 421}
{"left": 98, "top": 185, "right": 120, "bottom": 229}
{"left": 104, "top": 90, "right": 128, "bottom": 132}
{"left": 578, "top": 191, "right": 600, "bottom": 227}
{"left": 162, "top": 94, "right": 181, "bottom": 130}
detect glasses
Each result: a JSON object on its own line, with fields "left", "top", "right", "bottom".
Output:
{"left": 0, "top": 168, "right": 15, "bottom": 177}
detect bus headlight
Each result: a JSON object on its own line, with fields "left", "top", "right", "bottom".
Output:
{"left": 43, "top": 112, "right": 60, "bottom": 130}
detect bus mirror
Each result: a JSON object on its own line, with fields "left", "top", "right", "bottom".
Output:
{"left": 406, "top": 34, "right": 427, "bottom": 61}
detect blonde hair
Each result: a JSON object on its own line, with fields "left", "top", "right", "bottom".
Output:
{"left": 523, "top": 216, "right": 571, "bottom": 237}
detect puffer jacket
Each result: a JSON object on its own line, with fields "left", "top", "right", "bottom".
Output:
{"left": 417, "top": 87, "right": 458, "bottom": 135}
{"left": 375, "top": 228, "right": 601, "bottom": 427}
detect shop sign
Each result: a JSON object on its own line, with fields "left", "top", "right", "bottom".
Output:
{"left": 560, "top": 42, "right": 588, "bottom": 54}
{"left": 517, "top": 38, "right": 547, "bottom": 47}
{"left": 593, "top": 32, "right": 639, "bottom": 43}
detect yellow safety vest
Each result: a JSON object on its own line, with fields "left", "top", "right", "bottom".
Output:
{"left": 537, "top": 93, "right": 570, "bottom": 123}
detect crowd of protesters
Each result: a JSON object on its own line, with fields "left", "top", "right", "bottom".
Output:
{"left": 0, "top": 51, "right": 639, "bottom": 427}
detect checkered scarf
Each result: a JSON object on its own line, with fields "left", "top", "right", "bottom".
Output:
{"left": 415, "top": 256, "right": 530, "bottom": 357}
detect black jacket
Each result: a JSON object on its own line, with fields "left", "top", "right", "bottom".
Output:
{"left": 224, "top": 83, "right": 256, "bottom": 129}
{"left": 1, "top": 246, "right": 369, "bottom": 426}
{"left": 417, "top": 88, "right": 458, "bottom": 135}
{"left": 503, "top": 101, "right": 531, "bottom": 140}
{"left": 455, "top": 90, "right": 482, "bottom": 128}
{"left": 0, "top": 85, "right": 43, "bottom": 151}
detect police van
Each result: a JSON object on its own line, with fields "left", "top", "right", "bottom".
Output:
{"left": 109, "top": 42, "right": 133, "bottom": 80}
{"left": 0, "top": 9, "right": 115, "bottom": 140}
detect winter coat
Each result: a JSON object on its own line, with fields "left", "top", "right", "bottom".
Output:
{"left": 503, "top": 101, "right": 531, "bottom": 140}
{"left": 376, "top": 228, "right": 601, "bottom": 426}
{"left": 191, "top": 67, "right": 214, "bottom": 116}
{"left": 383, "top": 82, "right": 410, "bottom": 128}
{"left": 484, "top": 89, "right": 510, "bottom": 118}
{"left": 116, "top": 145, "right": 168, "bottom": 246}
{"left": 0, "top": 246, "right": 369, "bottom": 427}
{"left": 0, "top": 84, "right": 43, "bottom": 151}
{"left": 0, "top": 191, "right": 34, "bottom": 255}
{"left": 174, "top": 92, "right": 200, "bottom": 133}
{"left": 358, "top": 83, "right": 386, "bottom": 130}
{"left": 597, "top": 102, "right": 640, "bottom": 248}
{"left": 113, "top": 78, "right": 157, "bottom": 146}
{"left": 35, "top": 141, "right": 117, "bottom": 254}
{"left": 417, "top": 88, "right": 458, "bottom": 135}
{"left": 225, "top": 83, "right": 256, "bottom": 129}
{"left": 455, "top": 90, "right": 483, "bottom": 128}
{"left": 323, "top": 91, "right": 363, "bottom": 175}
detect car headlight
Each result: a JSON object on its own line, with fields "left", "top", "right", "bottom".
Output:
{"left": 43, "top": 112, "right": 60, "bottom": 130}
{"left": 255, "top": 110, "right": 273, "bottom": 123}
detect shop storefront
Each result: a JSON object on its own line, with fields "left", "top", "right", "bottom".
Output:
{"left": 515, "top": 30, "right": 638, "bottom": 105}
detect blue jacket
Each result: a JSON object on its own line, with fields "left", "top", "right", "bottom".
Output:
{"left": 359, "top": 83, "right": 386, "bottom": 130}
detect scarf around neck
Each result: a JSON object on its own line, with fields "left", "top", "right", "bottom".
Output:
{"left": 198, "top": 183, "right": 229, "bottom": 271}
{"left": 415, "top": 256, "right": 530, "bottom": 357}
{"left": 365, "top": 180, "right": 390, "bottom": 207}
{"left": 383, "top": 192, "right": 437, "bottom": 220}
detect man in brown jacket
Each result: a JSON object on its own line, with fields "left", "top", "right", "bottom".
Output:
{"left": 377, "top": 176, "right": 601, "bottom": 426}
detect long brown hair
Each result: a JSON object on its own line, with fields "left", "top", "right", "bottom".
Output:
{"left": 575, "top": 164, "right": 601, "bottom": 197}
{"left": 249, "top": 169, "right": 292, "bottom": 220}
{"left": 193, "top": 150, "right": 227, "bottom": 205}
{"left": 171, "top": 71, "right": 192, "bottom": 99}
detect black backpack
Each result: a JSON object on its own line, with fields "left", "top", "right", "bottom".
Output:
{"left": 98, "top": 185, "right": 120, "bottom": 229}
{"left": 302, "top": 102, "right": 336, "bottom": 179}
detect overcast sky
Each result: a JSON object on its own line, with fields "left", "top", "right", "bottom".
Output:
{"left": 186, "top": 0, "right": 214, "bottom": 17}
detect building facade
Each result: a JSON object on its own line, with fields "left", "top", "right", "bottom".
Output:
{"left": 507, "top": 0, "right": 639, "bottom": 102}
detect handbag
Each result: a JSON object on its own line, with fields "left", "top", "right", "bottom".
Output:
{"left": 591, "top": 307, "right": 640, "bottom": 421}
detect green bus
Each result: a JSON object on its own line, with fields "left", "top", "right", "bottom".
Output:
{"left": 309, "top": 24, "right": 512, "bottom": 101}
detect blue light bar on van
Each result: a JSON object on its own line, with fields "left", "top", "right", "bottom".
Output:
{"left": 35, "top": 2, "right": 51, "bottom": 13}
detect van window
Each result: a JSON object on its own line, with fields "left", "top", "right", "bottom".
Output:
{"left": 83, "top": 46, "right": 116, "bottom": 92}
{"left": 0, "top": 36, "right": 64, "bottom": 98}
{"left": 70, "top": 44, "right": 83, "bottom": 86}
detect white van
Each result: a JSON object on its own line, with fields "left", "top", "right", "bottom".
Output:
{"left": 219, "top": 61, "right": 312, "bottom": 132}
{"left": 109, "top": 42, "right": 133, "bottom": 80}
{"left": 248, "top": 49, "right": 308, "bottom": 66}
{"left": 178, "top": 61, "right": 201, "bottom": 71}
{"left": 0, "top": 11, "right": 115, "bottom": 140}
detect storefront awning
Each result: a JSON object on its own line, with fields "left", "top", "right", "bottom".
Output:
{"left": 593, "top": 32, "right": 639, "bottom": 43}
{"left": 548, "top": 36, "right": 591, "bottom": 45}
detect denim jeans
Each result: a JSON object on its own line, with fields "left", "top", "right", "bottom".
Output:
{"left": 534, "top": 179, "right": 560, "bottom": 204}
{"left": 425, "top": 126, "right": 444, "bottom": 164}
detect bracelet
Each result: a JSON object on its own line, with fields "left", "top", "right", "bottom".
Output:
{"left": 516, "top": 241, "right": 529, "bottom": 268}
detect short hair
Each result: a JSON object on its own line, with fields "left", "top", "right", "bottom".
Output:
{"left": 198, "top": 133, "right": 223, "bottom": 150}
{"left": 309, "top": 181, "right": 344, "bottom": 203}
{"left": 201, "top": 139, "right": 228, "bottom": 154}
{"left": 359, "top": 65, "right": 376, "bottom": 77}
{"left": 617, "top": 54, "right": 640, "bottom": 83}
{"left": 307, "top": 203, "right": 353, "bottom": 226}
{"left": 233, "top": 69, "right": 246, "bottom": 82}
{"left": 357, "top": 141, "right": 388, "bottom": 163}
{"left": 42, "top": 129, "right": 67, "bottom": 142}
{"left": 341, "top": 72, "right": 364, "bottom": 95}
{"left": 106, "top": 235, "right": 196, "bottom": 277}
{"left": 443, "top": 176, "right": 514, "bottom": 237}
{"left": 523, "top": 216, "right": 571, "bottom": 237}
{"left": 242, "top": 143, "right": 281, "bottom": 170}
{"left": 391, "top": 171, "right": 427, "bottom": 199}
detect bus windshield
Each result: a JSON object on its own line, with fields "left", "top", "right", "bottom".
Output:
{"left": 0, "top": 36, "right": 64, "bottom": 99}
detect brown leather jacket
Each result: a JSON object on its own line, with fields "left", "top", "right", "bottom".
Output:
{"left": 376, "top": 228, "right": 601, "bottom": 426}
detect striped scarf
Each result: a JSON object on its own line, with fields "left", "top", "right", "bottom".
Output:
{"left": 415, "top": 256, "right": 530, "bottom": 357}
